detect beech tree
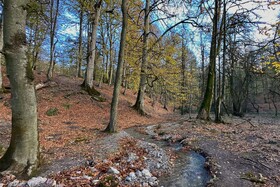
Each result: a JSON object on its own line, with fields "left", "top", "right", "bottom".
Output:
{"left": 0, "top": 7, "right": 3, "bottom": 93}
{"left": 47, "top": 0, "right": 60, "bottom": 80}
{"left": 105, "top": 0, "right": 128, "bottom": 132}
{"left": 0, "top": 0, "right": 39, "bottom": 176}
{"left": 133, "top": 0, "right": 150, "bottom": 115}
{"left": 77, "top": 0, "right": 84, "bottom": 78}
{"left": 83, "top": 0, "right": 104, "bottom": 99}
{"left": 197, "top": 0, "right": 221, "bottom": 120}
{"left": 26, "top": 0, "right": 48, "bottom": 71}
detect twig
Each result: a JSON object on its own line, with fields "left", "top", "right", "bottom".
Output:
{"left": 235, "top": 118, "right": 256, "bottom": 128}
{"left": 241, "top": 157, "right": 272, "bottom": 170}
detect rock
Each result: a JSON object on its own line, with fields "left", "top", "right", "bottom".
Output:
{"left": 127, "top": 153, "right": 138, "bottom": 163}
{"left": 92, "top": 180, "right": 100, "bottom": 184}
{"left": 86, "top": 159, "right": 95, "bottom": 166}
{"left": 27, "top": 177, "right": 54, "bottom": 187}
{"left": 125, "top": 176, "right": 132, "bottom": 182}
{"left": 103, "top": 159, "right": 109, "bottom": 163}
{"left": 136, "top": 170, "right": 142, "bottom": 177}
{"left": 156, "top": 163, "right": 161, "bottom": 169}
{"left": 83, "top": 175, "right": 92, "bottom": 180}
{"left": 142, "top": 169, "right": 152, "bottom": 178}
{"left": 142, "top": 182, "right": 149, "bottom": 187}
{"left": 108, "top": 167, "right": 120, "bottom": 175}
{"left": 125, "top": 172, "right": 137, "bottom": 182}
{"left": 8, "top": 180, "right": 20, "bottom": 187}
{"left": 148, "top": 177, "right": 158, "bottom": 186}
{"left": 89, "top": 167, "right": 98, "bottom": 172}
{"left": 129, "top": 172, "right": 136, "bottom": 180}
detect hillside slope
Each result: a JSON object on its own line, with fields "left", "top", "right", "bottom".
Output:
{"left": 0, "top": 72, "right": 171, "bottom": 163}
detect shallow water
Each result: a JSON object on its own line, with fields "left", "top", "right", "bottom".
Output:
{"left": 125, "top": 127, "right": 211, "bottom": 187}
{"left": 158, "top": 150, "right": 211, "bottom": 187}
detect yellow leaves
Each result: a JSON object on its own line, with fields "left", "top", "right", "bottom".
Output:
{"left": 269, "top": 56, "right": 276, "bottom": 60}
{"left": 272, "top": 61, "right": 280, "bottom": 71}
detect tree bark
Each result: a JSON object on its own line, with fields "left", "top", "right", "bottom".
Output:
{"left": 108, "top": 24, "right": 114, "bottom": 85}
{"left": 197, "top": 0, "right": 220, "bottom": 120}
{"left": 181, "top": 38, "right": 186, "bottom": 115}
{"left": 77, "top": 5, "right": 84, "bottom": 78}
{"left": 0, "top": 13, "right": 3, "bottom": 93}
{"left": 133, "top": 0, "right": 150, "bottom": 115}
{"left": 0, "top": 0, "right": 39, "bottom": 177}
{"left": 84, "top": 0, "right": 102, "bottom": 96}
{"left": 47, "top": 0, "right": 60, "bottom": 80}
{"left": 200, "top": 32, "right": 205, "bottom": 99}
{"left": 105, "top": 0, "right": 127, "bottom": 133}
{"left": 215, "top": 0, "right": 226, "bottom": 123}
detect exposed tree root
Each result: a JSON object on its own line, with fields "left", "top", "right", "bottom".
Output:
{"left": 82, "top": 84, "right": 106, "bottom": 102}
{"left": 196, "top": 109, "right": 211, "bottom": 121}
{"left": 132, "top": 104, "right": 147, "bottom": 116}
{"left": 0, "top": 158, "right": 37, "bottom": 179}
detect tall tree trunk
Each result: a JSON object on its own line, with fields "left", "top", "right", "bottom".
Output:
{"left": 84, "top": 0, "right": 102, "bottom": 96}
{"left": 215, "top": 0, "right": 226, "bottom": 123}
{"left": 93, "top": 49, "right": 99, "bottom": 80}
{"left": 0, "top": 0, "right": 39, "bottom": 177}
{"left": 181, "top": 38, "right": 186, "bottom": 115}
{"left": 31, "top": 18, "right": 40, "bottom": 70}
{"left": 133, "top": 0, "right": 150, "bottom": 115}
{"left": 47, "top": 0, "right": 60, "bottom": 80}
{"left": 108, "top": 24, "right": 114, "bottom": 85}
{"left": 0, "top": 13, "right": 3, "bottom": 93}
{"left": 197, "top": 0, "right": 220, "bottom": 120}
{"left": 77, "top": 6, "right": 84, "bottom": 78}
{"left": 105, "top": 0, "right": 127, "bottom": 133}
{"left": 200, "top": 32, "right": 205, "bottom": 99}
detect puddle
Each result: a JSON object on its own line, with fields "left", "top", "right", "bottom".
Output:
{"left": 125, "top": 127, "right": 211, "bottom": 187}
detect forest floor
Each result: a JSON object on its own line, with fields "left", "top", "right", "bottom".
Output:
{"left": 0, "top": 73, "right": 279, "bottom": 186}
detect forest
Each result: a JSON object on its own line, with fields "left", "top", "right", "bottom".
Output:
{"left": 0, "top": 0, "right": 279, "bottom": 186}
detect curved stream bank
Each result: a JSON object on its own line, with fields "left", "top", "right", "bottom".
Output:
{"left": 125, "top": 127, "right": 211, "bottom": 187}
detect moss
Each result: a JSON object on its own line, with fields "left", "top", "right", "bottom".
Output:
{"left": 241, "top": 172, "right": 266, "bottom": 184}
{"left": 46, "top": 107, "right": 59, "bottom": 116}
{"left": 73, "top": 137, "right": 88, "bottom": 144}
{"left": 25, "top": 58, "right": 35, "bottom": 81}
{"left": 82, "top": 84, "right": 106, "bottom": 102}
{"left": 0, "top": 144, "right": 5, "bottom": 156}
{"left": 13, "top": 32, "right": 27, "bottom": 47}
{"left": 62, "top": 103, "right": 71, "bottom": 109}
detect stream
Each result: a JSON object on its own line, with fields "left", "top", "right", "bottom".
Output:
{"left": 125, "top": 127, "right": 211, "bottom": 187}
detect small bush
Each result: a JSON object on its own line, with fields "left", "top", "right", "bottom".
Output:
{"left": 46, "top": 107, "right": 59, "bottom": 116}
